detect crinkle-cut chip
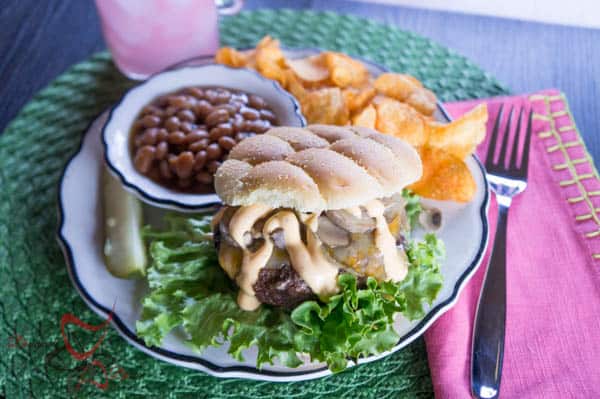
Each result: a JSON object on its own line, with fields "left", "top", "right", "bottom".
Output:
{"left": 255, "top": 37, "right": 287, "bottom": 86}
{"left": 286, "top": 55, "right": 329, "bottom": 82}
{"left": 255, "top": 35, "right": 279, "bottom": 50}
{"left": 370, "top": 94, "right": 391, "bottom": 107}
{"left": 408, "top": 146, "right": 476, "bottom": 202}
{"left": 301, "top": 87, "right": 349, "bottom": 125}
{"left": 256, "top": 51, "right": 287, "bottom": 85}
{"left": 373, "top": 73, "right": 422, "bottom": 101}
{"left": 215, "top": 47, "right": 249, "bottom": 68}
{"left": 375, "top": 98, "right": 427, "bottom": 147}
{"left": 266, "top": 127, "right": 329, "bottom": 151}
{"left": 240, "top": 49, "right": 257, "bottom": 69}
{"left": 284, "top": 70, "right": 308, "bottom": 100}
{"left": 426, "top": 103, "right": 488, "bottom": 159}
{"left": 342, "top": 87, "right": 377, "bottom": 113}
{"left": 406, "top": 87, "right": 437, "bottom": 116}
{"left": 352, "top": 104, "right": 376, "bottom": 129}
{"left": 324, "top": 52, "right": 369, "bottom": 88}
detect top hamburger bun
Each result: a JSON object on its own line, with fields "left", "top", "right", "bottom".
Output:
{"left": 214, "top": 124, "right": 422, "bottom": 212}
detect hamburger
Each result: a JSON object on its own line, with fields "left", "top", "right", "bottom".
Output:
{"left": 212, "top": 124, "right": 424, "bottom": 311}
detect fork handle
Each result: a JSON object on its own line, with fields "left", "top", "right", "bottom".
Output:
{"left": 471, "top": 200, "right": 509, "bottom": 399}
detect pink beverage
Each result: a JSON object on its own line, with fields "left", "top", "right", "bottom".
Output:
{"left": 95, "top": 0, "right": 243, "bottom": 79}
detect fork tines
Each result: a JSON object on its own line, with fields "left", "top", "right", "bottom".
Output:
{"left": 485, "top": 104, "right": 533, "bottom": 179}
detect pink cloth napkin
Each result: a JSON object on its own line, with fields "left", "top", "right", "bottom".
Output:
{"left": 425, "top": 89, "right": 600, "bottom": 398}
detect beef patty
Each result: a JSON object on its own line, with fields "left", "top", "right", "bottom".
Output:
{"left": 252, "top": 264, "right": 316, "bottom": 310}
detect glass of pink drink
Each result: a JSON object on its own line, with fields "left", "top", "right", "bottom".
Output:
{"left": 94, "top": 0, "right": 243, "bottom": 80}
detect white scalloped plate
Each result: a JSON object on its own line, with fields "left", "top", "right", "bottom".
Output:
{"left": 58, "top": 49, "right": 489, "bottom": 382}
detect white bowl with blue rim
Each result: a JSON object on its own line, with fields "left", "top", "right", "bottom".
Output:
{"left": 102, "top": 64, "right": 305, "bottom": 211}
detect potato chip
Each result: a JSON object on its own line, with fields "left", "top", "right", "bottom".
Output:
{"left": 215, "top": 47, "right": 250, "bottom": 68}
{"left": 426, "top": 103, "right": 487, "bottom": 159}
{"left": 408, "top": 146, "right": 476, "bottom": 202}
{"left": 213, "top": 36, "right": 487, "bottom": 203}
{"left": 352, "top": 104, "right": 376, "bottom": 128}
{"left": 343, "top": 87, "right": 377, "bottom": 113}
{"left": 284, "top": 69, "right": 308, "bottom": 100}
{"left": 255, "top": 35, "right": 278, "bottom": 49}
{"left": 286, "top": 55, "right": 329, "bottom": 82}
{"left": 255, "top": 37, "right": 287, "bottom": 86}
{"left": 406, "top": 87, "right": 437, "bottom": 116}
{"left": 373, "top": 73, "right": 422, "bottom": 101}
{"left": 374, "top": 98, "right": 427, "bottom": 147}
{"left": 324, "top": 52, "right": 369, "bottom": 88}
{"left": 301, "top": 87, "right": 349, "bottom": 125}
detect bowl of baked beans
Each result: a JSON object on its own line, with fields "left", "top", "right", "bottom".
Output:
{"left": 103, "top": 64, "right": 305, "bottom": 210}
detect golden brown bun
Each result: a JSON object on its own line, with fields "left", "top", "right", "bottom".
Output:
{"left": 265, "top": 126, "right": 329, "bottom": 150}
{"left": 228, "top": 134, "right": 294, "bottom": 165}
{"left": 214, "top": 125, "right": 422, "bottom": 212}
{"left": 306, "top": 124, "right": 357, "bottom": 142}
{"left": 238, "top": 161, "right": 326, "bottom": 212}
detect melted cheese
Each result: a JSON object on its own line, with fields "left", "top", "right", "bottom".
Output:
{"left": 364, "top": 199, "right": 408, "bottom": 281}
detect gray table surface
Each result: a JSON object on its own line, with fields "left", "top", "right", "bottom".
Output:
{"left": 1, "top": 0, "right": 599, "bottom": 162}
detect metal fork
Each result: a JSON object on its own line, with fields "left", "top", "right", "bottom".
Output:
{"left": 471, "top": 105, "right": 532, "bottom": 399}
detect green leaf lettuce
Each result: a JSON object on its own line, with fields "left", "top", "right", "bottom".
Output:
{"left": 136, "top": 199, "right": 444, "bottom": 372}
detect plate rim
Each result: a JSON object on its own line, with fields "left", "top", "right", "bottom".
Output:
{"left": 58, "top": 53, "right": 490, "bottom": 381}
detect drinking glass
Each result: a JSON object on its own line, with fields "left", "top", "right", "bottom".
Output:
{"left": 94, "top": 0, "right": 243, "bottom": 79}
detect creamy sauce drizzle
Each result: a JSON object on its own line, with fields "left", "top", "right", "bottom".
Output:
{"left": 236, "top": 237, "right": 274, "bottom": 310}
{"left": 211, "top": 206, "right": 227, "bottom": 230}
{"left": 229, "top": 204, "right": 272, "bottom": 247}
{"left": 346, "top": 206, "right": 363, "bottom": 218}
{"left": 265, "top": 212, "right": 339, "bottom": 300}
{"left": 227, "top": 199, "right": 408, "bottom": 310}
{"left": 228, "top": 206, "right": 339, "bottom": 310}
{"left": 364, "top": 199, "right": 408, "bottom": 281}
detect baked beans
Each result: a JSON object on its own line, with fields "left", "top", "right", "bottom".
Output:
{"left": 130, "top": 87, "right": 277, "bottom": 192}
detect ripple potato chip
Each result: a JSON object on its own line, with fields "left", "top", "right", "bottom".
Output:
{"left": 285, "top": 69, "right": 308, "bottom": 100}
{"left": 215, "top": 47, "right": 250, "bottom": 68}
{"left": 343, "top": 87, "right": 377, "bottom": 113}
{"left": 352, "top": 104, "right": 377, "bottom": 128}
{"left": 427, "top": 103, "right": 487, "bottom": 159}
{"left": 255, "top": 38, "right": 287, "bottom": 86}
{"left": 375, "top": 98, "right": 427, "bottom": 147}
{"left": 406, "top": 87, "right": 437, "bottom": 116}
{"left": 408, "top": 146, "right": 476, "bottom": 202}
{"left": 324, "top": 52, "right": 369, "bottom": 88}
{"left": 286, "top": 54, "right": 329, "bottom": 82}
{"left": 301, "top": 87, "right": 349, "bottom": 125}
{"left": 374, "top": 73, "right": 422, "bottom": 101}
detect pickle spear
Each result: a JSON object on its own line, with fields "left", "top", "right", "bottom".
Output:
{"left": 102, "top": 167, "right": 147, "bottom": 278}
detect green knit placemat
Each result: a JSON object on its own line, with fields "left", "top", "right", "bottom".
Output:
{"left": 0, "top": 10, "right": 508, "bottom": 399}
